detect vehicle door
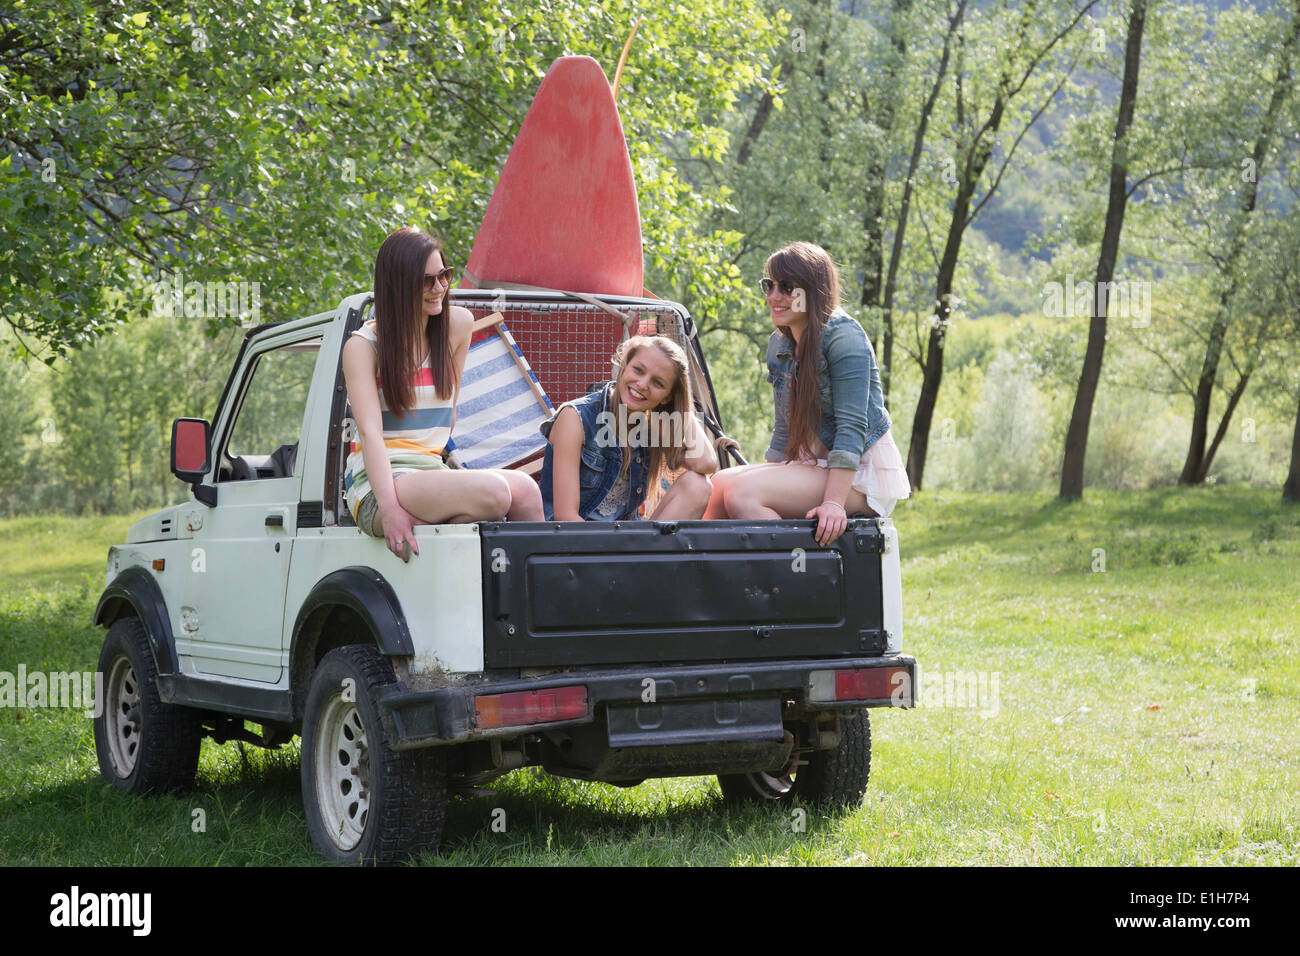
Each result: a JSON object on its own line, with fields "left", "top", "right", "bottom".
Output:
{"left": 176, "top": 330, "right": 322, "bottom": 683}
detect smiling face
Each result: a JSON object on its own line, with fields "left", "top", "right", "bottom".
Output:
{"left": 422, "top": 249, "right": 449, "bottom": 317}
{"left": 617, "top": 342, "right": 676, "bottom": 412}
{"left": 764, "top": 274, "right": 808, "bottom": 336}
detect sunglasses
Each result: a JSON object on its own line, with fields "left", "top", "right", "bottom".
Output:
{"left": 423, "top": 267, "right": 455, "bottom": 291}
{"left": 759, "top": 276, "right": 797, "bottom": 296}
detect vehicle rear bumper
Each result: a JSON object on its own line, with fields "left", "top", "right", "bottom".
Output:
{"left": 376, "top": 654, "right": 916, "bottom": 750}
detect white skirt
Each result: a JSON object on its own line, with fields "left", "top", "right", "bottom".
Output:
{"left": 788, "top": 429, "right": 911, "bottom": 518}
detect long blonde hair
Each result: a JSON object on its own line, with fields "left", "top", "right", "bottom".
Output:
{"left": 610, "top": 335, "right": 695, "bottom": 500}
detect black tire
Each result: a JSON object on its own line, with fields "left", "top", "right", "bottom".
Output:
{"left": 93, "top": 617, "right": 202, "bottom": 794}
{"left": 300, "top": 645, "right": 447, "bottom": 865}
{"left": 718, "top": 710, "right": 871, "bottom": 811}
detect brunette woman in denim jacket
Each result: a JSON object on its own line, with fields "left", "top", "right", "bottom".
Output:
{"left": 705, "top": 242, "right": 910, "bottom": 544}
{"left": 539, "top": 335, "right": 718, "bottom": 521}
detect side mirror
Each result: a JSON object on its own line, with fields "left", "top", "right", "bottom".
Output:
{"left": 171, "top": 418, "right": 216, "bottom": 505}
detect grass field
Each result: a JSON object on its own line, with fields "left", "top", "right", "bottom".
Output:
{"left": 1, "top": 487, "right": 1297, "bottom": 865}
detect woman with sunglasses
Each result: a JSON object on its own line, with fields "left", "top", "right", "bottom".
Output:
{"left": 704, "top": 241, "right": 909, "bottom": 545}
{"left": 342, "top": 226, "right": 543, "bottom": 561}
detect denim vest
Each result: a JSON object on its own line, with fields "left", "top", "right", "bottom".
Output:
{"left": 765, "top": 308, "right": 891, "bottom": 470}
{"left": 539, "top": 383, "right": 651, "bottom": 521}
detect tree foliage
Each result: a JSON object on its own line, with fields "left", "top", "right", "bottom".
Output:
{"left": 1, "top": 0, "right": 776, "bottom": 357}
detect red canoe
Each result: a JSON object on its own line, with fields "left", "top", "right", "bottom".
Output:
{"left": 462, "top": 55, "right": 644, "bottom": 298}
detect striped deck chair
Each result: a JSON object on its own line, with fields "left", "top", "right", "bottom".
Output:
{"left": 446, "top": 312, "right": 554, "bottom": 474}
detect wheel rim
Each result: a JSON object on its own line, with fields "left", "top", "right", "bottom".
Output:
{"left": 104, "top": 656, "right": 141, "bottom": 778}
{"left": 738, "top": 727, "right": 810, "bottom": 800}
{"left": 314, "top": 693, "right": 371, "bottom": 852}
{"left": 746, "top": 767, "right": 795, "bottom": 800}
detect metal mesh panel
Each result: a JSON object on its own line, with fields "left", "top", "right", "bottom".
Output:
{"left": 457, "top": 296, "right": 695, "bottom": 406}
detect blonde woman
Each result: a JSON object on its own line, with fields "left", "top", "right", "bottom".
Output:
{"left": 539, "top": 335, "right": 718, "bottom": 521}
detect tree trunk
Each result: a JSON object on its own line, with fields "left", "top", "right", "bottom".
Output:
{"left": 1180, "top": 285, "right": 1242, "bottom": 485}
{"left": 907, "top": 123, "right": 990, "bottom": 489}
{"left": 735, "top": 89, "right": 777, "bottom": 168}
{"left": 1059, "top": 0, "right": 1146, "bottom": 500}
{"left": 812, "top": 0, "right": 834, "bottom": 182}
{"left": 1180, "top": 3, "right": 1300, "bottom": 484}
{"left": 859, "top": 0, "right": 915, "bottom": 363}
{"left": 903, "top": 0, "right": 1093, "bottom": 488}
{"left": 1196, "top": 368, "right": 1252, "bottom": 483}
{"left": 1284, "top": 387, "right": 1300, "bottom": 503}
{"left": 734, "top": 0, "right": 833, "bottom": 168}
{"left": 860, "top": 167, "right": 885, "bottom": 347}
{"left": 880, "top": 0, "right": 966, "bottom": 409}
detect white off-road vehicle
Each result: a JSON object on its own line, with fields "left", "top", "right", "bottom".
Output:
{"left": 92, "top": 289, "right": 915, "bottom": 864}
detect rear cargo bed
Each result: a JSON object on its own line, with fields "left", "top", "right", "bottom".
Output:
{"left": 478, "top": 518, "right": 890, "bottom": 667}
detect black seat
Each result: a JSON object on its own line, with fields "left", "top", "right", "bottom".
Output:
{"left": 269, "top": 443, "right": 298, "bottom": 478}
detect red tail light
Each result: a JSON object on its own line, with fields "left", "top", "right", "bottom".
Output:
{"left": 474, "top": 685, "right": 589, "bottom": 730}
{"left": 809, "top": 667, "right": 912, "bottom": 704}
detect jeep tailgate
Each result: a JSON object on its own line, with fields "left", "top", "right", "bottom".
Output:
{"left": 478, "top": 518, "right": 888, "bottom": 667}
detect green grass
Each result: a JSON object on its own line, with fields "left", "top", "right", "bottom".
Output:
{"left": 1, "top": 487, "right": 1298, "bottom": 865}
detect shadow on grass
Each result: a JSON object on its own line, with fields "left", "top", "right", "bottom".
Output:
{"left": 1, "top": 739, "right": 832, "bottom": 866}
{"left": 429, "top": 768, "right": 858, "bottom": 865}
{"left": 0, "top": 741, "right": 315, "bottom": 866}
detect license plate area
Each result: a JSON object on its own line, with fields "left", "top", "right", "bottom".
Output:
{"left": 606, "top": 697, "right": 784, "bottom": 748}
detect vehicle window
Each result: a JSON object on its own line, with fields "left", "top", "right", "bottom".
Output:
{"left": 223, "top": 338, "right": 321, "bottom": 478}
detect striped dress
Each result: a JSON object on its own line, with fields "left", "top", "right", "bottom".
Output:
{"left": 343, "top": 320, "right": 457, "bottom": 523}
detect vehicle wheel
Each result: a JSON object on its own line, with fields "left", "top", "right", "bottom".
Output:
{"left": 93, "top": 617, "right": 202, "bottom": 794}
{"left": 300, "top": 645, "right": 447, "bottom": 865}
{"left": 718, "top": 710, "right": 871, "bottom": 811}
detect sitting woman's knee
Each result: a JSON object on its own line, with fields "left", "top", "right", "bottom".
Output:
{"left": 465, "top": 473, "right": 513, "bottom": 519}
{"left": 724, "top": 479, "right": 770, "bottom": 518}
{"left": 504, "top": 470, "right": 544, "bottom": 518}
{"left": 675, "top": 470, "right": 713, "bottom": 508}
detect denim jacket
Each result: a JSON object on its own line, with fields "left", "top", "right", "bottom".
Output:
{"left": 765, "top": 309, "right": 891, "bottom": 470}
{"left": 538, "top": 383, "right": 650, "bottom": 521}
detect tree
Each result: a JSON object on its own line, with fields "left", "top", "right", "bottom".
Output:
{"left": 905, "top": 0, "right": 1100, "bottom": 490}
{"left": 1177, "top": 0, "right": 1300, "bottom": 485}
{"left": 1239, "top": 159, "right": 1300, "bottom": 503}
{"left": 42, "top": 305, "right": 240, "bottom": 513}
{"left": 875, "top": 0, "right": 967, "bottom": 407}
{"left": 1285, "top": 368, "right": 1300, "bottom": 502}
{"left": 0, "top": 343, "right": 38, "bottom": 516}
{"left": 2, "top": 0, "right": 777, "bottom": 357}
{"left": 1059, "top": 0, "right": 1147, "bottom": 500}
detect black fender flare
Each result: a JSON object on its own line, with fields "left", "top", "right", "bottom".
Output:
{"left": 290, "top": 566, "right": 414, "bottom": 662}
{"left": 93, "top": 566, "right": 178, "bottom": 675}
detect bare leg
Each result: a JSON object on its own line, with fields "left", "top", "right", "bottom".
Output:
{"left": 703, "top": 465, "right": 744, "bottom": 519}
{"left": 650, "top": 471, "right": 712, "bottom": 520}
{"left": 719, "top": 462, "right": 872, "bottom": 519}
{"left": 493, "top": 468, "right": 544, "bottom": 521}
{"left": 387, "top": 469, "right": 513, "bottom": 525}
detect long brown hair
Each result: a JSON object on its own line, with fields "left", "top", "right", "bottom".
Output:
{"left": 372, "top": 226, "right": 456, "bottom": 415}
{"left": 610, "top": 335, "right": 695, "bottom": 499}
{"left": 766, "top": 241, "right": 841, "bottom": 461}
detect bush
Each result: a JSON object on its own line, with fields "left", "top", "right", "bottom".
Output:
{"left": 958, "top": 350, "right": 1053, "bottom": 493}
{"left": 1082, "top": 387, "right": 1187, "bottom": 491}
